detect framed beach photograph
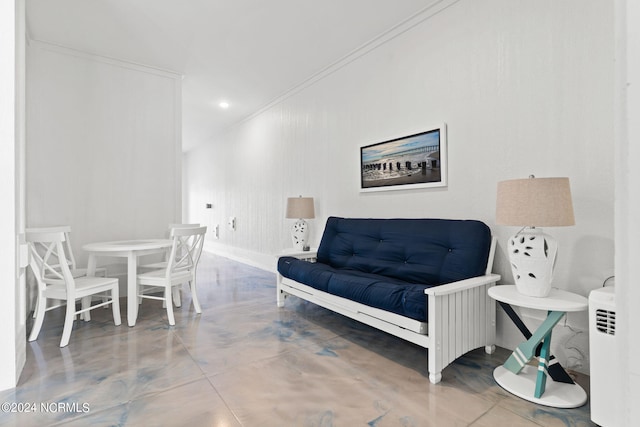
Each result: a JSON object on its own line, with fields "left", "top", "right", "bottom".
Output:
{"left": 360, "top": 124, "right": 447, "bottom": 192}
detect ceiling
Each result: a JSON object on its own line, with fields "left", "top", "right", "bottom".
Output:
{"left": 26, "top": 0, "right": 436, "bottom": 151}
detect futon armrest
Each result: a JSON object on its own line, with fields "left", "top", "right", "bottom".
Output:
{"left": 279, "top": 249, "right": 318, "bottom": 260}
{"left": 424, "top": 274, "right": 501, "bottom": 296}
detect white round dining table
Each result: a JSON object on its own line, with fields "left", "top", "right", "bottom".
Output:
{"left": 83, "top": 239, "right": 173, "bottom": 327}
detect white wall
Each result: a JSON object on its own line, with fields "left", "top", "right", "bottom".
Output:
{"left": 615, "top": 0, "right": 640, "bottom": 423}
{"left": 0, "top": 0, "right": 26, "bottom": 391}
{"left": 26, "top": 41, "right": 182, "bottom": 297}
{"left": 184, "top": 0, "right": 614, "bottom": 375}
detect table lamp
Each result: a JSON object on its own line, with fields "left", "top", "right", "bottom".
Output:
{"left": 496, "top": 176, "right": 575, "bottom": 297}
{"left": 286, "top": 196, "right": 315, "bottom": 250}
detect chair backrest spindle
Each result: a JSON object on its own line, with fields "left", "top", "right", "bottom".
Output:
{"left": 165, "top": 226, "right": 206, "bottom": 277}
{"left": 25, "top": 230, "right": 76, "bottom": 296}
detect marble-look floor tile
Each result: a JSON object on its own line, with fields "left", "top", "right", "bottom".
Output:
{"left": 493, "top": 391, "right": 594, "bottom": 427}
{"left": 177, "top": 307, "right": 343, "bottom": 375}
{"left": 48, "top": 378, "right": 241, "bottom": 427}
{"left": 208, "top": 341, "right": 496, "bottom": 427}
{"left": 1, "top": 329, "right": 205, "bottom": 425}
{"left": 471, "top": 405, "right": 542, "bottom": 427}
{"left": 0, "top": 253, "right": 594, "bottom": 426}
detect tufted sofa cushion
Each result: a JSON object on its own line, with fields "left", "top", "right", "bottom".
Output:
{"left": 278, "top": 257, "right": 435, "bottom": 321}
{"left": 316, "top": 217, "right": 491, "bottom": 284}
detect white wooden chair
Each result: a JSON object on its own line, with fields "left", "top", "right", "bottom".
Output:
{"left": 138, "top": 223, "right": 200, "bottom": 271}
{"left": 26, "top": 226, "right": 107, "bottom": 320}
{"left": 26, "top": 229, "right": 121, "bottom": 347}
{"left": 138, "top": 223, "right": 201, "bottom": 307}
{"left": 136, "top": 226, "right": 206, "bottom": 325}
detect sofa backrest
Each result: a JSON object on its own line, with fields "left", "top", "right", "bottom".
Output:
{"left": 316, "top": 217, "right": 492, "bottom": 285}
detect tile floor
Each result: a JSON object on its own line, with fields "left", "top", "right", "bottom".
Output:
{"left": 1, "top": 253, "right": 595, "bottom": 426}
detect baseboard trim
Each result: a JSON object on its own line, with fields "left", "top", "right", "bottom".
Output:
{"left": 202, "top": 242, "right": 276, "bottom": 273}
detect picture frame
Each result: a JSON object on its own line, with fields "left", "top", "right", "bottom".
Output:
{"left": 360, "top": 124, "right": 447, "bottom": 192}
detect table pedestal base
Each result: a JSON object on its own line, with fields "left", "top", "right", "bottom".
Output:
{"left": 494, "top": 365, "right": 587, "bottom": 408}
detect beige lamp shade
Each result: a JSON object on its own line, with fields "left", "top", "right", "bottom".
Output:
{"left": 286, "top": 197, "right": 315, "bottom": 219}
{"left": 496, "top": 176, "right": 575, "bottom": 297}
{"left": 496, "top": 177, "right": 575, "bottom": 227}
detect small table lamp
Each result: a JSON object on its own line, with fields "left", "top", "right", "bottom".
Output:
{"left": 496, "top": 176, "right": 575, "bottom": 297}
{"left": 286, "top": 196, "right": 315, "bottom": 250}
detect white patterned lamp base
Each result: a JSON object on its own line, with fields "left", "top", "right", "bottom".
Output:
{"left": 508, "top": 227, "right": 558, "bottom": 297}
{"left": 291, "top": 219, "right": 309, "bottom": 250}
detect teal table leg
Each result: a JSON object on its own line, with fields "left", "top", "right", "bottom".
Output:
{"left": 503, "top": 311, "right": 566, "bottom": 375}
{"left": 534, "top": 327, "right": 553, "bottom": 398}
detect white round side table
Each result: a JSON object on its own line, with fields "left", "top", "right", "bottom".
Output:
{"left": 488, "top": 285, "right": 588, "bottom": 408}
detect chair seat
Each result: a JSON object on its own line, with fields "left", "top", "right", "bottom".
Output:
{"left": 139, "top": 261, "right": 168, "bottom": 270}
{"left": 72, "top": 267, "right": 107, "bottom": 276}
{"left": 43, "top": 276, "right": 119, "bottom": 299}
{"left": 137, "top": 269, "right": 192, "bottom": 284}
{"left": 139, "top": 262, "right": 192, "bottom": 272}
{"left": 46, "top": 267, "right": 107, "bottom": 280}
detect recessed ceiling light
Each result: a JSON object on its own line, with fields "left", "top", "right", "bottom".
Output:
{"left": 219, "top": 101, "right": 229, "bottom": 109}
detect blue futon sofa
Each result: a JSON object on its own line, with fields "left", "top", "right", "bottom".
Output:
{"left": 277, "top": 217, "right": 500, "bottom": 384}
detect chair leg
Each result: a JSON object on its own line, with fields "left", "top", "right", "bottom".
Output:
{"left": 32, "top": 297, "right": 39, "bottom": 319}
{"left": 111, "top": 286, "right": 121, "bottom": 326}
{"left": 60, "top": 300, "right": 76, "bottom": 347}
{"left": 190, "top": 280, "right": 202, "bottom": 314}
{"left": 81, "top": 296, "right": 91, "bottom": 321}
{"left": 173, "top": 287, "right": 182, "bottom": 307}
{"left": 165, "top": 287, "right": 175, "bottom": 326}
{"left": 100, "top": 269, "right": 109, "bottom": 309}
{"left": 29, "top": 293, "right": 47, "bottom": 342}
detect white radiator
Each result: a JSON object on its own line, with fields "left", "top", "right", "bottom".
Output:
{"left": 588, "top": 286, "right": 616, "bottom": 427}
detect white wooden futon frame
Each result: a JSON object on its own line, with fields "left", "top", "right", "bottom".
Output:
{"left": 277, "top": 238, "right": 500, "bottom": 384}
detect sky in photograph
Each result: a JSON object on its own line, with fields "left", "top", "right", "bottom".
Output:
{"left": 361, "top": 129, "right": 440, "bottom": 163}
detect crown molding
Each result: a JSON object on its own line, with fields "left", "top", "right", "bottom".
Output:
{"left": 28, "top": 38, "right": 183, "bottom": 80}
